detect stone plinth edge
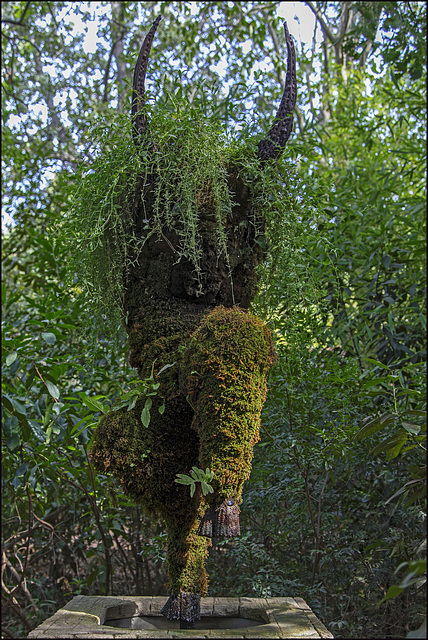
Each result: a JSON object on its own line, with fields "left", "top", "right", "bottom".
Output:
{"left": 28, "top": 596, "right": 334, "bottom": 639}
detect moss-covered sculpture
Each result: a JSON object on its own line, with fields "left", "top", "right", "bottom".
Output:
{"left": 89, "top": 15, "right": 296, "bottom": 627}
{"left": 91, "top": 306, "right": 276, "bottom": 603}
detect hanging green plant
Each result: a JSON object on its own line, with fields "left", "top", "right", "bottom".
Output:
{"left": 63, "top": 107, "right": 233, "bottom": 338}
{"left": 62, "top": 99, "right": 321, "bottom": 345}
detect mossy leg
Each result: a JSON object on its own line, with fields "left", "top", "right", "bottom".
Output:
{"left": 181, "top": 305, "right": 276, "bottom": 537}
{"left": 161, "top": 504, "right": 211, "bottom": 626}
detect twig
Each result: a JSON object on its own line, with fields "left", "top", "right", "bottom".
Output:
{"left": 284, "top": 386, "right": 293, "bottom": 433}
{"left": 1, "top": 592, "right": 32, "bottom": 631}
{"left": 83, "top": 443, "right": 113, "bottom": 595}
{"left": 2, "top": 550, "right": 35, "bottom": 609}
{"left": 14, "top": 500, "right": 22, "bottom": 527}
{"left": 102, "top": 38, "right": 122, "bottom": 103}
{"left": 111, "top": 530, "right": 134, "bottom": 589}
{"left": 260, "top": 423, "right": 291, "bottom": 458}
{"left": 311, "top": 472, "right": 329, "bottom": 583}
{"left": 303, "top": 1, "right": 336, "bottom": 45}
{"left": 317, "top": 472, "right": 329, "bottom": 541}
{"left": 1, "top": 1, "right": 31, "bottom": 26}
{"left": 32, "top": 512, "right": 54, "bottom": 532}
{"left": 303, "top": 466, "right": 318, "bottom": 548}
{"left": 8, "top": 483, "right": 33, "bottom": 598}
{"left": 32, "top": 361, "right": 58, "bottom": 403}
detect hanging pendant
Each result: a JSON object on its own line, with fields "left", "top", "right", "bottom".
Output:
{"left": 197, "top": 498, "right": 240, "bottom": 538}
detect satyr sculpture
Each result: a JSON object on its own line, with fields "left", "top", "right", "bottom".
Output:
{"left": 90, "top": 16, "right": 296, "bottom": 628}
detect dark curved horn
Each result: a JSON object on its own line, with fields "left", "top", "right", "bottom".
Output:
{"left": 132, "top": 15, "right": 162, "bottom": 144}
{"left": 257, "top": 22, "right": 296, "bottom": 162}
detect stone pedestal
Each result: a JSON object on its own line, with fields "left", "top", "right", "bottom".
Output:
{"left": 28, "top": 596, "right": 333, "bottom": 638}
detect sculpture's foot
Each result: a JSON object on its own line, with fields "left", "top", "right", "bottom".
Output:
{"left": 197, "top": 498, "right": 240, "bottom": 538}
{"left": 161, "top": 591, "right": 200, "bottom": 627}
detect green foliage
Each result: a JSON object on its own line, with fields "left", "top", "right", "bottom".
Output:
{"left": 175, "top": 467, "right": 214, "bottom": 497}
{"left": 111, "top": 362, "right": 168, "bottom": 427}
{"left": 229, "top": 142, "right": 324, "bottom": 314}
{"left": 380, "top": 557, "right": 426, "bottom": 604}
{"left": 207, "top": 339, "right": 426, "bottom": 637}
{"left": 300, "top": 68, "right": 426, "bottom": 371}
{"left": 63, "top": 104, "right": 321, "bottom": 344}
{"left": 356, "top": 359, "right": 426, "bottom": 473}
{"left": 2, "top": 1, "right": 426, "bottom": 638}
{"left": 61, "top": 108, "right": 230, "bottom": 338}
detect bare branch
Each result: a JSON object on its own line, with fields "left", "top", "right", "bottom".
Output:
{"left": 33, "top": 53, "right": 68, "bottom": 146}
{"left": 2, "top": 550, "right": 36, "bottom": 610}
{"left": 294, "top": 104, "right": 305, "bottom": 137}
{"left": 304, "top": 0, "right": 336, "bottom": 46}
{"left": 1, "top": 593, "right": 32, "bottom": 631}
{"left": 110, "top": 2, "right": 128, "bottom": 112}
{"left": 102, "top": 39, "right": 119, "bottom": 103}
{"left": 8, "top": 484, "right": 33, "bottom": 598}
{"left": 266, "top": 17, "right": 285, "bottom": 89}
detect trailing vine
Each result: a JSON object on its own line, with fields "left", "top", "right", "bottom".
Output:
{"left": 63, "top": 100, "right": 322, "bottom": 341}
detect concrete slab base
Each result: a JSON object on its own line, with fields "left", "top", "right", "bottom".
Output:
{"left": 28, "top": 596, "right": 333, "bottom": 639}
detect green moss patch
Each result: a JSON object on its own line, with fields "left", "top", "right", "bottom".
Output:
{"left": 181, "top": 306, "right": 277, "bottom": 503}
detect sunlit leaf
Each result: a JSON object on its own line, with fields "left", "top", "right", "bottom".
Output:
{"left": 46, "top": 381, "right": 60, "bottom": 400}
{"left": 41, "top": 332, "right": 57, "bottom": 345}
{"left": 6, "top": 351, "right": 18, "bottom": 366}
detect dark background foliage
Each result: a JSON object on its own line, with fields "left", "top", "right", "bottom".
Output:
{"left": 2, "top": 1, "right": 426, "bottom": 638}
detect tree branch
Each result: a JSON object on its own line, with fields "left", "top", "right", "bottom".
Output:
{"left": 24, "top": 442, "right": 113, "bottom": 596}
{"left": 304, "top": 1, "right": 336, "bottom": 46}
{"left": 33, "top": 53, "right": 68, "bottom": 146}
{"left": 109, "top": 2, "right": 128, "bottom": 111}
{"left": 294, "top": 104, "right": 305, "bottom": 138}
{"left": 102, "top": 39, "right": 120, "bottom": 103}
{"left": 83, "top": 443, "right": 113, "bottom": 595}
{"left": 1, "top": 593, "right": 32, "bottom": 631}
{"left": 8, "top": 484, "right": 33, "bottom": 599}
{"left": 339, "top": 1, "right": 353, "bottom": 40}
{"left": 266, "top": 17, "right": 285, "bottom": 90}
{"left": 111, "top": 530, "right": 135, "bottom": 589}
{"left": 1, "top": 1, "right": 31, "bottom": 26}
{"left": 311, "top": 472, "right": 329, "bottom": 583}
{"left": 2, "top": 550, "right": 35, "bottom": 608}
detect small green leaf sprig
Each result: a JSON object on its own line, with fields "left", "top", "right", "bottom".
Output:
{"left": 114, "top": 362, "right": 175, "bottom": 428}
{"left": 175, "top": 467, "right": 214, "bottom": 497}
{"left": 79, "top": 361, "right": 176, "bottom": 428}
